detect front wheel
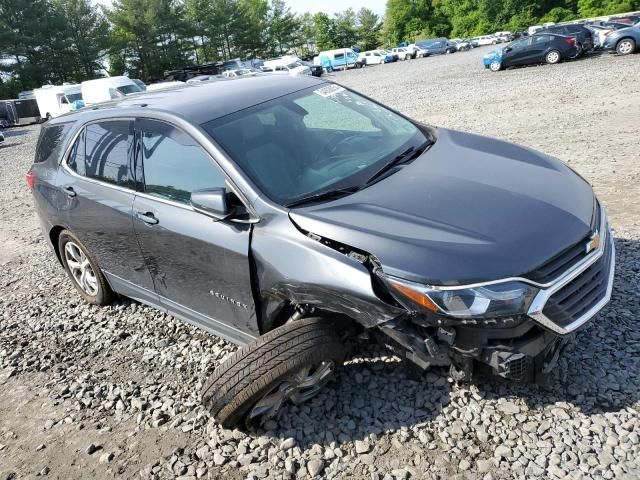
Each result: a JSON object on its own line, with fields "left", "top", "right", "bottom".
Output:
{"left": 489, "top": 60, "right": 502, "bottom": 72}
{"left": 616, "top": 38, "right": 636, "bottom": 55}
{"left": 202, "top": 317, "right": 345, "bottom": 428}
{"left": 545, "top": 50, "right": 561, "bottom": 64}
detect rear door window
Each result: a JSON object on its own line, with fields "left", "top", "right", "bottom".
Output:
{"left": 35, "top": 122, "right": 72, "bottom": 164}
{"left": 138, "top": 119, "right": 225, "bottom": 204}
{"left": 84, "top": 120, "right": 135, "bottom": 188}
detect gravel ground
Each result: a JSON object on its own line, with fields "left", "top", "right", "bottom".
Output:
{"left": 1, "top": 47, "right": 639, "bottom": 480}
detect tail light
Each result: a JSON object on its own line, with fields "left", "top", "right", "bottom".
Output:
{"left": 563, "top": 37, "right": 576, "bottom": 45}
{"left": 26, "top": 167, "right": 36, "bottom": 191}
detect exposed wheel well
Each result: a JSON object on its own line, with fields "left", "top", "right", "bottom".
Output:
{"left": 49, "top": 225, "right": 66, "bottom": 265}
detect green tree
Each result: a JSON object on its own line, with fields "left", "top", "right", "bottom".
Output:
{"left": 265, "top": 0, "right": 300, "bottom": 55}
{"left": 357, "top": 8, "right": 383, "bottom": 50}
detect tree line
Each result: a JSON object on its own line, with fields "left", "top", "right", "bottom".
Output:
{"left": 0, "top": 0, "right": 637, "bottom": 99}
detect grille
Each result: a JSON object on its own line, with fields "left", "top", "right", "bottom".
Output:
{"left": 541, "top": 235, "right": 612, "bottom": 329}
{"left": 527, "top": 204, "right": 601, "bottom": 284}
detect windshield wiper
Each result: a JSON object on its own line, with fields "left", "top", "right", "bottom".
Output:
{"left": 286, "top": 186, "right": 361, "bottom": 208}
{"left": 365, "top": 139, "right": 434, "bottom": 186}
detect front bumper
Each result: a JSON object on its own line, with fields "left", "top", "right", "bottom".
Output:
{"left": 378, "top": 205, "right": 615, "bottom": 381}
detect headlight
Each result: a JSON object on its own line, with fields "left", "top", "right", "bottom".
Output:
{"left": 387, "top": 277, "right": 538, "bottom": 318}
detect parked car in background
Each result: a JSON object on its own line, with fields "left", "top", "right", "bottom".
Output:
{"left": 29, "top": 76, "right": 614, "bottom": 428}
{"left": 186, "top": 75, "right": 223, "bottom": 84}
{"left": 602, "top": 25, "right": 640, "bottom": 55}
{"left": 81, "top": 76, "right": 143, "bottom": 105}
{"left": 450, "top": 38, "right": 472, "bottom": 51}
{"left": 273, "top": 56, "right": 323, "bottom": 77}
{"left": 1, "top": 99, "right": 40, "bottom": 125}
{"left": 222, "top": 69, "right": 262, "bottom": 78}
{"left": 473, "top": 35, "right": 500, "bottom": 46}
{"left": 528, "top": 25, "right": 544, "bottom": 35}
{"left": 314, "top": 49, "right": 361, "bottom": 71}
{"left": 359, "top": 50, "right": 389, "bottom": 65}
{"left": 261, "top": 61, "right": 311, "bottom": 76}
{"left": 406, "top": 44, "right": 429, "bottom": 57}
{"left": 494, "top": 31, "right": 513, "bottom": 42}
{"left": 34, "top": 84, "right": 83, "bottom": 120}
{"left": 376, "top": 50, "right": 396, "bottom": 62}
{"left": 540, "top": 24, "right": 594, "bottom": 56}
{"left": 0, "top": 131, "right": 4, "bottom": 144}
{"left": 415, "top": 38, "right": 456, "bottom": 55}
{"left": 609, "top": 15, "right": 640, "bottom": 25}
{"left": 391, "top": 47, "right": 412, "bottom": 60}
{"left": 484, "top": 33, "right": 578, "bottom": 71}
{"left": 146, "top": 81, "right": 185, "bottom": 92}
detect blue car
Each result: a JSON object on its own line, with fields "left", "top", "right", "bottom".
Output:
{"left": 483, "top": 49, "right": 503, "bottom": 71}
{"left": 602, "top": 25, "right": 640, "bottom": 55}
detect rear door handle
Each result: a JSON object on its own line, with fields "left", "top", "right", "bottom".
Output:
{"left": 136, "top": 211, "right": 159, "bottom": 225}
{"left": 63, "top": 186, "right": 76, "bottom": 198}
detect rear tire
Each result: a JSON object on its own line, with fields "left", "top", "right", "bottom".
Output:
{"left": 58, "top": 230, "right": 115, "bottom": 306}
{"left": 545, "top": 50, "right": 561, "bottom": 64}
{"left": 616, "top": 38, "right": 636, "bottom": 55}
{"left": 202, "top": 317, "right": 345, "bottom": 428}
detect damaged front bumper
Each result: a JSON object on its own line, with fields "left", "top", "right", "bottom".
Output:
{"left": 376, "top": 211, "right": 615, "bottom": 382}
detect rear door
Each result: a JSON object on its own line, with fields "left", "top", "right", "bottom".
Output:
{"left": 56, "top": 119, "right": 156, "bottom": 303}
{"left": 526, "top": 35, "right": 553, "bottom": 63}
{"left": 131, "top": 118, "right": 257, "bottom": 343}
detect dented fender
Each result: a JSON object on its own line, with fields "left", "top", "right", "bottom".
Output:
{"left": 250, "top": 213, "right": 406, "bottom": 332}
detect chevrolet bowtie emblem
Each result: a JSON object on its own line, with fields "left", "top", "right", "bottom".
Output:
{"left": 585, "top": 231, "right": 601, "bottom": 254}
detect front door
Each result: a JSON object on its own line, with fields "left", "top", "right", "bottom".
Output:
{"left": 502, "top": 38, "right": 531, "bottom": 66}
{"left": 56, "top": 120, "right": 156, "bottom": 303}
{"left": 131, "top": 118, "right": 257, "bottom": 344}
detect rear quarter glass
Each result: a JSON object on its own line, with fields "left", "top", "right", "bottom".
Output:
{"left": 34, "top": 122, "right": 74, "bottom": 165}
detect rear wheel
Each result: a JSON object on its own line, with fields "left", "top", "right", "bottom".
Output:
{"left": 58, "top": 230, "right": 115, "bottom": 305}
{"left": 202, "top": 317, "right": 345, "bottom": 428}
{"left": 545, "top": 50, "right": 561, "bottom": 64}
{"left": 616, "top": 38, "right": 636, "bottom": 55}
{"left": 569, "top": 43, "right": 583, "bottom": 59}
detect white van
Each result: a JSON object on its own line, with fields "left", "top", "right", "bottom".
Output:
{"left": 314, "top": 48, "right": 361, "bottom": 71}
{"left": 33, "top": 84, "right": 83, "bottom": 119}
{"left": 80, "top": 76, "right": 143, "bottom": 105}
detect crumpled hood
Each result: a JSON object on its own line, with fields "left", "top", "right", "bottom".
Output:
{"left": 483, "top": 49, "right": 503, "bottom": 64}
{"left": 290, "top": 128, "right": 595, "bottom": 286}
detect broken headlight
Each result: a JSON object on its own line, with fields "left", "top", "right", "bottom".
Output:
{"left": 386, "top": 277, "right": 538, "bottom": 318}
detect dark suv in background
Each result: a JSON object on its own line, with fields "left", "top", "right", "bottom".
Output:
{"left": 540, "top": 24, "right": 595, "bottom": 55}
{"left": 29, "top": 76, "right": 615, "bottom": 428}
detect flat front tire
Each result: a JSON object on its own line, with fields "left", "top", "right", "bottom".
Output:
{"left": 202, "top": 317, "right": 345, "bottom": 428}
{"left": 58, "top": 230, "right": 115, "bottom": 305}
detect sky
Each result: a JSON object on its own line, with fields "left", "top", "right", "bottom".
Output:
{"left": 91, "top": 0, "right": 387, "bottom": 16}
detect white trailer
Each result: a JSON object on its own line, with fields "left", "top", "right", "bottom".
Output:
{"left": 81, "top": 76, "right": 143, "bottom": 105}
{"left": 33, "top": 84, "right": 83, "bottom": 119}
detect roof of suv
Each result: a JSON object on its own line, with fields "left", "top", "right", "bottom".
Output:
{"left": 53, "top": 75, "right": 326, "bottom": 126}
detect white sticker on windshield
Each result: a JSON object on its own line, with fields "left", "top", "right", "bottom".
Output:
{"left": 313, "top": 85, "right": 346, "bottom": 97}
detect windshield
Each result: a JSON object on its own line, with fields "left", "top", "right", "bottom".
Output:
{"left": 204, "top": 85, "right": 428, "bottom": 206}
{"left": 66, "top": 93, "right": 82, "bottom": 103}
{"left": 116, "top": 84, "right": 143, "bottom": 95}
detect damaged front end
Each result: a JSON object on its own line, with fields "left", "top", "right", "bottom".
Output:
{"left": 375, "top": 206, "right": 615, "bottom": 383}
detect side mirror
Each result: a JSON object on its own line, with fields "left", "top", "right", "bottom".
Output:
{"left": 190, "top": 188, "right": 233, "bottom": 220}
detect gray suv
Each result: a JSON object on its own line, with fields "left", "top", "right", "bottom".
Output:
{"left": 28, "top": 76, "right": 614, "bottom": 428}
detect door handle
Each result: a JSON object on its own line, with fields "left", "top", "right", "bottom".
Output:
{"left": 63, "top": 186, "right": 77, "bottom": 198}
{"left": 136, "top": 211, "right": 159, "bottom": 225}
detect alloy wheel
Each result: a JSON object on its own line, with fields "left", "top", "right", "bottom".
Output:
{"left": 547, "top": 51, "right": 560, "bottom": 64}
{"left": 618, "top": 40, "right": 634, "bottom": 55}
{"left": 490, "top": 61, "right": 501, "bottom": 72}
{"left": 246, "top": 360, "right": 335, "bottom": 426}
{"left": 64, "top": 241, "right": 99, "bottom": 296}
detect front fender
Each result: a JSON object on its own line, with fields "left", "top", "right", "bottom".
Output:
{"left": 250, "top": 213, "right": 405, "bottom": 333}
